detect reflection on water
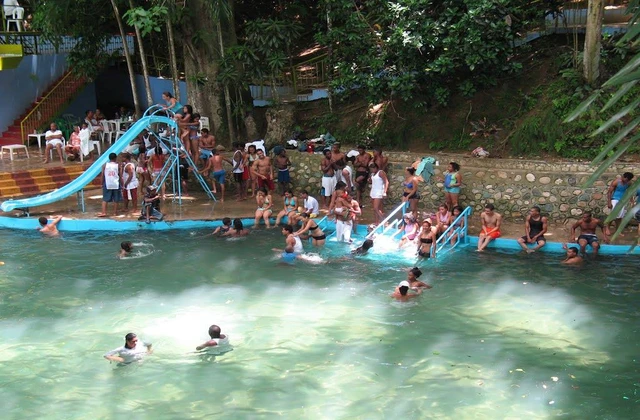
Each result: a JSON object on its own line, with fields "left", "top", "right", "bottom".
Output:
{"left": 0, "top": 229, "right": 638, "bottom": 419}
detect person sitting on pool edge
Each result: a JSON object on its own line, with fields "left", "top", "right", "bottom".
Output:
{"left": 38, "top": 215, "right": 62, "bottom": 237}
{"left": 196, "top": 325, "right": 229, "bottom": 351}
{"left": 407, "top": 267, "right": 432, "bottom": 289}
{"left": 104, "top": 332, "right": 153, "bottom": 364}
{"left": 140, "top": 186, "right": 163, "bottom": 224}
{"left": 391, "top": 280, "right": 422, "bottom": 301}
{"left": 119, "top": 241, "right": 133, "bottom": 258}
{"left": 562, "top": 244, "right": 583, "bottom": 265}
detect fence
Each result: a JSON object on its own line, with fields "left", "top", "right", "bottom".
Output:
{"left": 0, "top": 33, "right": 134, "bottom": 56}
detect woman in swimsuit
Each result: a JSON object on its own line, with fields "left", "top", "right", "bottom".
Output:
{"left": 294, "top": 212, "right": 326, "bottom": 246}
{"left": 136, "top": 146, "right": 152, "bottom": 195}
{"left": 443, "top": 162, "right": 462, "bottom": 209}
{"left": 188, "top": 113, "right": 200, "bottom": 159}
{"left": 255, "top": 188, "right": 274, "bottom": 228}
{"left": 407, "top": 267, "right": 431, "bottom": 289}
{"left": 275, "top": 189, "right": 297, "bottom": 226}
{"left": 435, "top": 204, "right": 452, "bottom": 236}
{"left": 446, "top": 205, "right": 466, "bottom": 245}
{"left": 176, "top": 105, "right": 193, "bottom": 153}
{"left": 397, "top": 213, "right": 418, "bottom": 248}
{"left": 402, "top": 167, "right": 420, "bottom": 216}
{"left": 417, "top": 219, "right": 437, "bottom": 258}
{"left": 161, "top": 91, "right": 183, "bottom": 115}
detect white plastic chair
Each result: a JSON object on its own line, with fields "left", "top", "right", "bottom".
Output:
{"left": 100, "top": 120, "right": 115, "bottom": 144}
{"left": 6, "top": 7, "right": 25, "bottom": 32}
{"left": 80, "top": 141, "right": 101, "bottom": 162}
{"left": 49, "top": 138, "right": 67, "bottom": 161}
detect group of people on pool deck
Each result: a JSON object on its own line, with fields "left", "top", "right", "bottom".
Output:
{"left": 104, "top": 325, "right": 229, "bottom": 364}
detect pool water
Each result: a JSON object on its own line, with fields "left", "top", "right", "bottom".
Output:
{"left": 0, "top": 228, "right": 639, "bottom": 419}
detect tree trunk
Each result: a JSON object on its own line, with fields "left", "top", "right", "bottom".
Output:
{"left": 128, "top": 0, "right": 153, "bottom": 108}
{"left": 167, "top": 19, "right": 181, "bottom": 102}
{"left": 110, "top": 0, "right": 141, "bottom": 118}
{"left": 182, "top": 0, "right": 224, "bottom": 142}
{"left": 584, "top": 0, "right": 604, "bottom": 84}
{"left": 217, "top": 20, "right": 236, "bottom": 142}
{"left": 326, "top": 3, "right": 334, "bottom": 112}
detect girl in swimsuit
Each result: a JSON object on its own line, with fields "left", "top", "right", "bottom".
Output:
{"left": 402, "top": 167, "right": 420, "bottom": 216}
{"left": 247, "top": 145, "right": 259, "bottom": 197}
{"left": 294, "top": 212, "right": 326, "bottom": 247}
{"left": 417, "top": 219, "right": 437, "bottom": 258}
{"left": 397, "top": 213, "right": 418, "bottom": 248}
{"left": 443, "top": 162, "right": 462, "bottom": 209}
{"left": 435, "top": 204, "right": 452, "bottom": 236}
{"left": 275, "top": 189, "right": 297, "bottom": 225}
{"left": 447, "top": 205, "right": 466, "bottom": 245}
{"left": 255, "top": 188, "right": 273, "bottom": 228}
{"left": 176, "top": 105, "right": 193, "bottom": 154}
{"left": 223, "top": 218, "right": 250, "bottom": 237}
{"left": 188, "top": 113, "right": 200, "bottom": 159}
{"left": 161, "top": 91, "right": 183, "bottom": 115}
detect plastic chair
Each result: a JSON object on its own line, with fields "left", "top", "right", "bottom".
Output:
{"left": 100, "top": 120, "right": 115, "bottom": 144}
{"left": 6, "top": 7, "right": 24, "bottom": 32}
{"left": 49, "top": 138, "right": 67, "bottom": 161}
{"left": 79, "top": 140, "right": 101, "bottom": 162}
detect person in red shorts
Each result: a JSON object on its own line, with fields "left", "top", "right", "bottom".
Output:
{"left": 251, "top": 149, "right": 274, "bottom": 192}
{"left": 477, "top": 203, "right": 502, "bottom": 252}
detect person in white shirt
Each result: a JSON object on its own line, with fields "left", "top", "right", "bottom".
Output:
{"left": 104, "top": 332, "right": 153, "bottom": 364}
{"left": 196, "top": 325, "right": 230, "bottom": 354}
{"left": 43, "top": 122, "right": 65, "bottom": 163}
{"left": 300, "top": 189, "right": 319, "bottom": 216}
{"left": 79, "top": 122, "right": 92, "bottom": 160}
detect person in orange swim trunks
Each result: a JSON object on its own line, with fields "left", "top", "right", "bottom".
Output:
{"left": 478, "top": 203, "right": 502, "bottom": 252}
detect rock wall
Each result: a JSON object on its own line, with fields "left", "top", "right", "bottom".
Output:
{"left": 287, "top": 150, "right": 639, "bottom": 221}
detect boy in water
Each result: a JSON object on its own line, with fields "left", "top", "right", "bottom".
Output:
{"left": 38, "top": 215, "right": 62, "bottom": 236}
{"left": 212, "top": 217, "right": 232, "bottom": 236}
{"left": 196, "top": 325, "right": 229, "bottom": 351}
{"left": 562, "top": 244, "right": 583, "bottom": 264}
{"left": 391, "top": 280, "right": 422, "bottom": 301}
{"left": 119, "top": 241, "right": 133, "bottom": 258}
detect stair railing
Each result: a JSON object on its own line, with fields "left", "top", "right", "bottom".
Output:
{"left": 434, "top": 206, "right": 473, "bottom": 256}
{"left": 365, "top": 202, "right": 407, "bottom": 240}
{"left": 20, "top": 71, "right": 83, "bottom": 144}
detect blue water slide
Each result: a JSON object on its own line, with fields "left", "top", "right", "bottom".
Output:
{"left": 0, "top": 115, "right": 177, "bottom": 212}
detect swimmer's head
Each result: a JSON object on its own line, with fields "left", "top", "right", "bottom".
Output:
{"left": 567, "top": 246, "right": 579, "bottom": 257}
{"left": 38, "top": 216, "right": 48, "bottom": 226}
{"left": 409, "top": 267, "right": 422, "bottom": 280}
{"left": 121, "top": 241, "right": 133, "bottom": 253}
{"left": 124, "top": 332, "right": 138, "bottom": 348}
{"left": 284, "top": 246, "right": 295, "bottom": 254}
{"left": 361, "top": 239, "right": 374, "bottom": 251}
{"left": 222, "top": 217, "right": 231, "bottom": 226}
{"left": 233, "top": 218, "right": 244, "bottom": 231}
{"left": 281, "top": 224, "right": 294, "bottom": 235}
{"left": 208, "top": 325, "right": 221, "bottom": 339}
{"left": 300, "top": 212, "right": 310, "bottom": 220}
{"left": 398, "top": 280, "right": 410, "bottom": 296}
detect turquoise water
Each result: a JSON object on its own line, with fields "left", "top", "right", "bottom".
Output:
{"left": 0, "top": 229, "right": 639, "bottom": 419}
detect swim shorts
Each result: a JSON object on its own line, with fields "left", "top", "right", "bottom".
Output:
{"left": 578, "top": 234, "right": 599, "bottom": 246}
{"left": 211, "top": 170, "right": 226, "bottom": 184}
{"left": 482, "top": 228, "right": 501, "bottom": 239}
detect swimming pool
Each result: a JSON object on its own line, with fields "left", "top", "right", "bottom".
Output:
{"left": 0, "top": 228, "right": 638, "bottom": 419}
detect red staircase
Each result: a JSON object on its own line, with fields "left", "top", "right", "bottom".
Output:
{"left": 0, "top": 70, "right": 87, "bottom": 147}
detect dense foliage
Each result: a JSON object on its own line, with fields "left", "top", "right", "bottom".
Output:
{"left": 317, "top": 0, "right": 559, "bottom": 104}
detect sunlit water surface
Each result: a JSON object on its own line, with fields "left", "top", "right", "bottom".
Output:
{"left": 0, "top": 229, "right": 639, "bottom": 419}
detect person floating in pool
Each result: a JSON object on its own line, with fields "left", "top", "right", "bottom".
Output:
{"left": 407, "top": 267, "right": 432, "bottom": 289}
{"left": 391, "top": 280, "right": 422, "bottom": 301}
{"left": 562, "top": 244, "right": 583, "bottom": 265}
{"left": 223, "top": 218, "right": 249, "bottom": 237}
{"left": 119, "top": 241, "right": 133, "bottom": 258}
{"left": 38, "top": 215, "right": 62, "bottom": 237}
{"left": 570, "top": 211, "right": 610, "bottom": 257}
{"left": 104, "top": 332, "right": 153, "bottom": 364}
{"left": 196, "top": 325, "right": 230, "bottom": 352}
{"left": 477, "top": 204, "right": 502, "bottom": 252}
{"left": 212, "top": 217, "right": 232, "bottom": 236}
{"left": 352, "top": 239, "right": 374, "bottom": 256}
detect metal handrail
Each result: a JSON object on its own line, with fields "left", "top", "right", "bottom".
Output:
{"left": 20, "top": 70, "right": 85, "bottom": 144}
{"left": 365, "top": 202, "right": 407, "bottom": 239}
{"left": 435, "top": 207, "right": 473, "bottom": 255}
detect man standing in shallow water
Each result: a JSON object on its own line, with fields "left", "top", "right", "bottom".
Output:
{"left": 570, "top": 211, "right": 610, "bottom": 257}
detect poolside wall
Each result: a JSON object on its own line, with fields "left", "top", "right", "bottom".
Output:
{"left": 286, "top": 151, "right": 640, "bottom": 221}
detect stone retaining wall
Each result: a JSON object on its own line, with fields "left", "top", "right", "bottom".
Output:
{"left": 287, "top": 151, "right": 639, "bottom": 221}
